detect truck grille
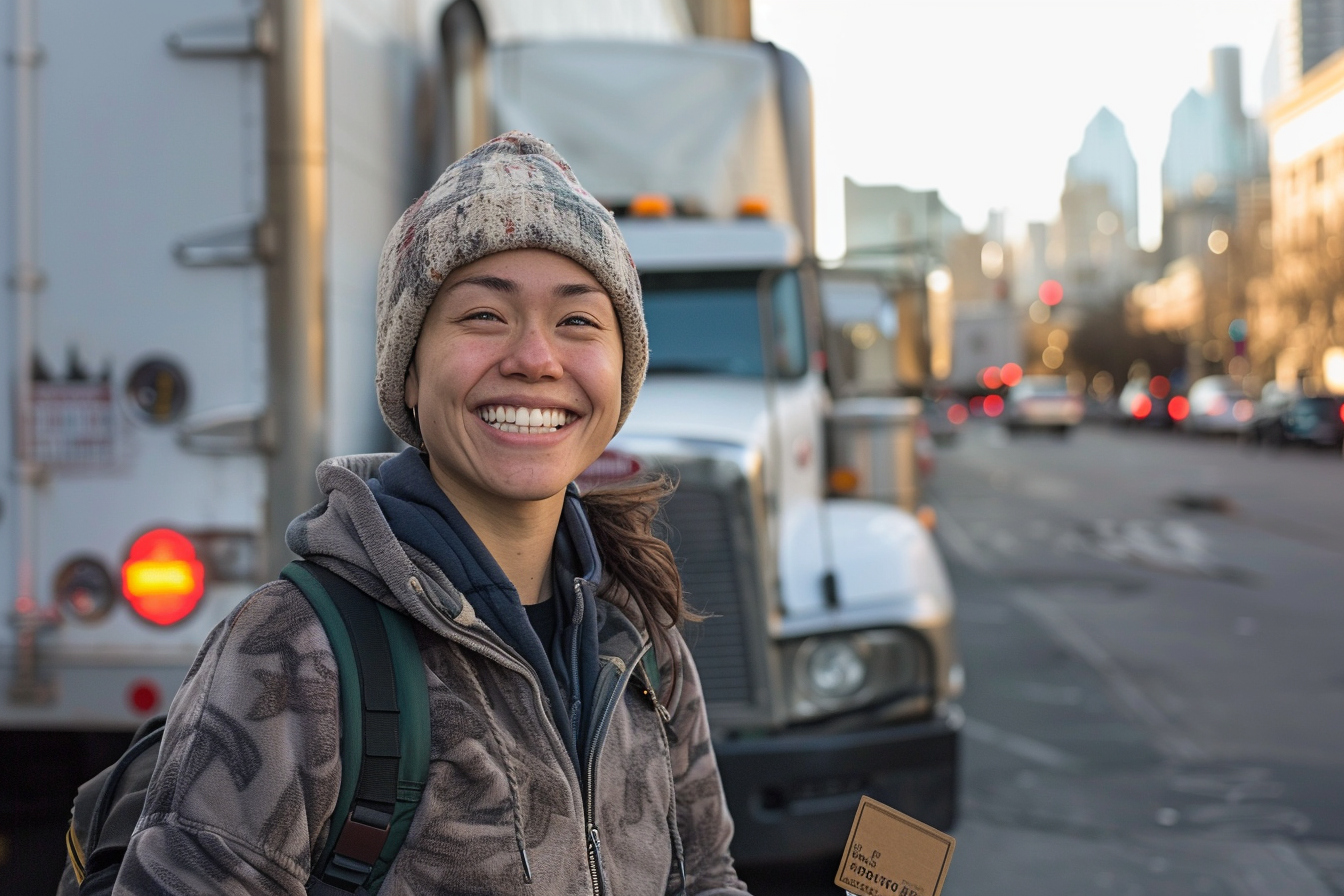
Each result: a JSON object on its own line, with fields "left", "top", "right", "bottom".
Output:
{"left": 659, "top": 486, "right": 754, "bottom": 705}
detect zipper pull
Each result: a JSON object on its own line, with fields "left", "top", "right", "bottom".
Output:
{"left": 587, "top": 825, "right": 607, "bottom": 896}
{"left": 645, "top": 685, "right": 672, "bottom": 723}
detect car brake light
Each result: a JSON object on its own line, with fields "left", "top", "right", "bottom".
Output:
{"left": 122, "top": 528, "right": 205, "bottom": 625}
{"left": 1168, "top": 396, "right": 1190, "bottom": 421}
{"left": 1133, "top": 394, "right": 1152, "bottom": 419}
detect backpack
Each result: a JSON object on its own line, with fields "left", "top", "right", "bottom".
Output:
{"left": 61, "top": 561, "right": 431, "bottom": 896}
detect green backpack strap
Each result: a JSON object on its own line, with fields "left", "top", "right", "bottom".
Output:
{"left": 282, "top": 561, "right": 430, "bottom": 896}
{"left": 640, "top": 647, "right": 661, "bottom": 699}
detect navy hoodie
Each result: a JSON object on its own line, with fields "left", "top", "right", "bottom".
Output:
{"left": 369, "top": 448, "right": 601, "bottom": 772}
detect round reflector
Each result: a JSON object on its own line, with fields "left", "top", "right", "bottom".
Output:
{"left": 122, "top": 528, "right": 205, "bottom": 625}
{"left": 55, "top": 556, "right": 116, "bottom": 622}
{"left": 128, "top": 679, "right": 161, "bottom": 715}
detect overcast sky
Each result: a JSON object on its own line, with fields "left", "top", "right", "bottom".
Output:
{"left": 753, "top": 0, "right": 1287, "bottom": 258}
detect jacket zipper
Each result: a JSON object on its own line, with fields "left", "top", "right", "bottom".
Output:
{"left": 583, "top": 640, "right": 653, "bottom": 896}
{"left": 414, "top": 573, "right": 652, "bottom": 896}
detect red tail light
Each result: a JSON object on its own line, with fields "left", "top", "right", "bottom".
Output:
{"left": 122, "top": 528, "right": 205, "bottom": 625}
{"left": 1168, "top": 396, "right": 1190, "bottom": 421}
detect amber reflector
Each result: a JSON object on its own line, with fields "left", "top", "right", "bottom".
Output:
{"left": 829, "top": 468, "right": 860, "bottom": 494}
{"left": 122, "top": 528, "right": 205, "bottom": 625}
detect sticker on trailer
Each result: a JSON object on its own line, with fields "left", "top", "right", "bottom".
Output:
{"left": 29, "top": 381, "right": 117, "bottom": 469}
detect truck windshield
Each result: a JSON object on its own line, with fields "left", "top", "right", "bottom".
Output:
{"left": 640, "top": 269, "right": 808, "bottom": 378}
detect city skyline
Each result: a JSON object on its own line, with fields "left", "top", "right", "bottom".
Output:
{"left": 754, "top": 0, "right": 1286, "bottom": 258}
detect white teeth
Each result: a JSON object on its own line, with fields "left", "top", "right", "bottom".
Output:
{"left": 478, "top": 405, "right": 574, "bottom": 434}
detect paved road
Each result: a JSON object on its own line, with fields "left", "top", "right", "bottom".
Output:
{"left": 744, "top": 421, "right": 1344, "bottom": 896}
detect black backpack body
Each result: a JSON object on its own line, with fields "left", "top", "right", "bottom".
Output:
{"left": 60, "top": 561, "right": 431, "bottom": 896}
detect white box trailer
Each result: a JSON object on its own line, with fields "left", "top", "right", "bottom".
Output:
{"left": 1, "top": 1, "right": 419, "bottom": 882}
{"left": 946, "top": 300, "right": 1024, "bottom": 393}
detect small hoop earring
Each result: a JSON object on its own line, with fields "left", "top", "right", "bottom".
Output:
{"left": 410, "top": 405, "right": 419, "bottom": 427}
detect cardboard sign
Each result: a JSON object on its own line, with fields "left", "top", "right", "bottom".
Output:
{"left": 834, "top": 796, "right": 955, "bottom": 896}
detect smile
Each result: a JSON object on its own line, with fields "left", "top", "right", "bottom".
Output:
{"left": 477, "top": 404, "right": 576, "bottom": 434}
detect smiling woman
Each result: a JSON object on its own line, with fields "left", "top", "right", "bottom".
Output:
{"left": 110, "top": 133, "right": 752, "bottom": 896}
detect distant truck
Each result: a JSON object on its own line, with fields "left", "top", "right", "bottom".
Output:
{"left": 946, "top": 301, "right": 1024, "bottom": 393}
{"left": 463, "top": 32, "right": 962, "bottom": 863}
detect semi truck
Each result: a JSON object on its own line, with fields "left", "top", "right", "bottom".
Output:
{"left": 471, "top": 29, "right": 962, "bottom": 864}
{"left": 2, "top": 1, "right": 961, "bottom": 885}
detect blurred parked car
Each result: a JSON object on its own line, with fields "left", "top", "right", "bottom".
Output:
{"left": 1182, "top": 375, "right": 1255, "bottom": 435}
{"left": 1117, "top": 377, "right": 1172, "bottom": 426}
{"left": 1250, "top": 394, "right": 1344, "bottom": 448}
{"left": 1005, "top": 375, "right": 1084, "bottom": 434}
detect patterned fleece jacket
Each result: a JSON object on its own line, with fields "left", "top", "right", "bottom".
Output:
{"left": 112, "top": 454, "right": 751, "bottom": 896}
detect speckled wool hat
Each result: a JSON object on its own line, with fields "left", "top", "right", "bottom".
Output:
{"left": 375, "top": 131, "right": 647, "bottom": 448}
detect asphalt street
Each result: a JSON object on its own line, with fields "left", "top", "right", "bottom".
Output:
{"left": 743, "top": 421, "right": 1344, "bottom": 896}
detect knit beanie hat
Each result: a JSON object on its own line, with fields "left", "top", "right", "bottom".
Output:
{"left": 375, "top": 131, "right": 647, "bottom": 448}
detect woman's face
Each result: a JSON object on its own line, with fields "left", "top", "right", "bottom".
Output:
{"left": 405, "top": 248, "right": 624, "bottom": 506}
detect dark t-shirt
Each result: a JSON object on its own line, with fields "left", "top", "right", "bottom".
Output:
{"left": 524, "top": 597, "right": 559, "bottom": 658}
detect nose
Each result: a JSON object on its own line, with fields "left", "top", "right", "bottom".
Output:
{"left": 499, "top": 321, "right": 563, "bottom": 381}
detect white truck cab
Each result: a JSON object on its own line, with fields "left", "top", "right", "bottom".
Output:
{"left": 607, "top": 217, "right": 962, "bottom": 861}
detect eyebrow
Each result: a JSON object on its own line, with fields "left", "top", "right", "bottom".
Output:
{"left": 450, "top": 274, "right": 517, "bottom": 294}
{"left": 448, "top": 275, "right": 605, "bottom": 299}
{"left": 555, "top": 282, "right": 606, "bottom": 298}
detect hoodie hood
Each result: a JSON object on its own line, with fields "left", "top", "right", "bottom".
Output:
{"left": 284, "top": 453, "right": 641, "bottom": 668}
{"left": 285, "top": 453, "right": 479, "bottom": 637}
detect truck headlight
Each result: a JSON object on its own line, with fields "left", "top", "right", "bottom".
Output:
{"left": 806, "top": 639, "right": 866, "bottom": 697}
{"left": 787, "top": 629, "right": 927, "bottom": 720}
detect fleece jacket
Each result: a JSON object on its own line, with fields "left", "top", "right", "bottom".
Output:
{"left": 111, "top": 454, "right": 750, "bottom": 896}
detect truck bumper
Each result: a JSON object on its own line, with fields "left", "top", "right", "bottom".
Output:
{"left": 715, "top": 712, "right": 959, "bottom": 866}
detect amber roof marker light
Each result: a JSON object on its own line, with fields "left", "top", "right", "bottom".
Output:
{"left": 629, "top": 193, "right": 674, "bottom": 218}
